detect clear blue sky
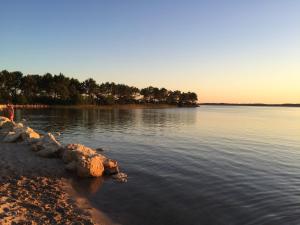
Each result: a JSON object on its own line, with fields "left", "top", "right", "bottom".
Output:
{"left": 1, "top": 0, "right": 299, "bottom": 103}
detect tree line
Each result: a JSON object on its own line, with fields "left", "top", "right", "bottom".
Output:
{"left": 0, "top": 70, "right": 198, "bottom": 106}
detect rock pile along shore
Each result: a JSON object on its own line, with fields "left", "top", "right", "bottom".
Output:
{"left": 0, "top": 116, "right": 127, "bottom": 182}
{"left": 0, "top": 116, "right": 127, "bottom": 224}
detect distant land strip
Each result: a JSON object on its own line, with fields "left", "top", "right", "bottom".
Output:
{"left": 0, "top": 70, "right": 198, "bottom": 107}
{"left": 0, "top": 104, "right": 180, "bottom": 109}
{"left": 200, "top": 103, "right": 300, "bottom": 107}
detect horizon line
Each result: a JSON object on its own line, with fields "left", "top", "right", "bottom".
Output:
{"left": 200, "top": 103, "right": 300, "bottom": 106}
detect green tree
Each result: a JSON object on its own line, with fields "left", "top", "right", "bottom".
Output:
{"left": 53, "top": 74, "right": 70, "bottom": 103}
{"left": 0, "top": 69, "right": 198, "bottom": 106}
{"left": 20, "top": 75, "right": 40, "bottom": 103}
{"left": 0, "top": 70, "right": 23, "bottom": 102}
{"left": 167, "top": 90, "right": 181, "bottom": 104}
{"left": 69, "top": 78, "right": 83, "bottom": 104}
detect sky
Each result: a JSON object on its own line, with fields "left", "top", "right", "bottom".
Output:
{"left": 1, "top": 0, "right": 299, "bottom": 103}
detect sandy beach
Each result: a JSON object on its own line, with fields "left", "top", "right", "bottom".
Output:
{"left": 0, "top": 142, "right": 114, "bottom": 225}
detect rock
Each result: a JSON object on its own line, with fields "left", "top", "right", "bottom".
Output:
{"left": 0, "top": 116, "right": 10, "bottom": 124}
{"left": 15, "top": 122, "right": 24, "bottom": 128}
{"left": 0, "top": 120, "right": 41, "bottom": 144}
{"left": 0, "top": 119, "right": 15, "bottom": 131}
{"left": 62, "top": 144, "right": 92, "bottom": 163}
{"left": 105, "top": 167, "right": 119, "bottom": 175}
{"left": 3, "top": 131, "right": 22, "bottom": 142}
{"left": 42, "top": 133, "right": 61, "bottom": 145}
{"left": 62, "top": 144, "right": 106, "bottom": 164}
{"left": 96, "top": 147, "right": 104, "bottom": 152}
{"left": 65, "top": 161, "right": 77, "bottom": 171}
{"left": 76, "top": 155, "right": 104, "bottom": 177}
{"left": 103, "top": 159, "right": 117, "bottom": 168}
{"left": 21, "top": 127, "right": 41, "bottom": 143}
{"left": 62, "top": 148, "right": 76, "bottom": 163}
{"left": 112, "top": 172, "right": 128, "bottom": 182}
{"left": 103, "top": 159, "right": 119, "bottom": 175}
{"left": 0, "top": 117, "right": 41, "bottom": 145}
{"left": 36, "top": 133, "right": 62, "bottom": 158}
{"left": 62, "top": 143, "right": 112, "bottom": 178}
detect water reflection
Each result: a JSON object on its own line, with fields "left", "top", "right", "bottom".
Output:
{"left": 16, "top": 108, "right": 197, "bottom": 134}
{"left": 71, "top": 177, "right": 104, "bottom": 195}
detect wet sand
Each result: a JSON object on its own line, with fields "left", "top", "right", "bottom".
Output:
{"left": 0, "top": 142, "right": 114, "bottom": 225}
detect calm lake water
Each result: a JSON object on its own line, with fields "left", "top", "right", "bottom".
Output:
{"left": 16, "top": 106, "right": 300, "bottom": 225}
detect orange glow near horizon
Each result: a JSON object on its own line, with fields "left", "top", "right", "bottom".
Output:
{"left": 151, "top": 56, "right": 300, "bottom": 104}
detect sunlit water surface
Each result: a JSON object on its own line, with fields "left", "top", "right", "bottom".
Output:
{"left": 16, "top": 106, "right": 300, "bottom": 225}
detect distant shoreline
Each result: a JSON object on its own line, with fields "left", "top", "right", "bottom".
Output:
{"left": 51, "top": 104, "right": 180, "bottom": 109}
{"left": 0, "top": 103, "right": 198, "bottom": 109}
{"left": 2, "top": 103, "right": 300, "bottom": 109}
{"left": 200, "top": 103, "right": 300, "bottom": 107}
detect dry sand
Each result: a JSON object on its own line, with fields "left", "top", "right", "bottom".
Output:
{"left": 0, "top": 142, "right": 114, "bottom": 225}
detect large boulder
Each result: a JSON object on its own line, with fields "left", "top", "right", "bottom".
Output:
{"left": 62, "top": 144, "right": 106, "bottom": 164}
{"left": 36, "top": 133, "right": 62, "bottom": 158}
{"left": 76, "top": 155, "right": 104, "bottom": 177}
